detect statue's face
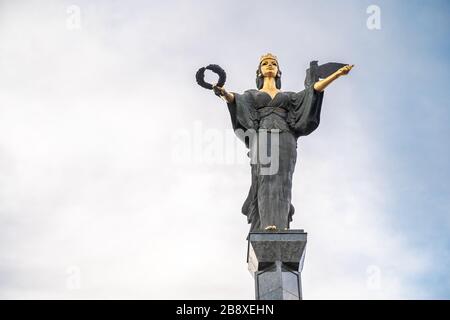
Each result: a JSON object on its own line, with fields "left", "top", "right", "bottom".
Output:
{"left": 260, "top": 58, "right": 278, "bottom": 77}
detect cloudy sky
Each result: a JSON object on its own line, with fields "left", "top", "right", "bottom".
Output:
{"left": 0, "top": 0, "right": 449, "bottom": 299}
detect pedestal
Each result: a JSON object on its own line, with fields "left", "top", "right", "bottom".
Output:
{"left": 247, "top": 230, "right": 307, "bottom": 300}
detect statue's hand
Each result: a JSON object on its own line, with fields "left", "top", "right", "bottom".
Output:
{"left": 314, "top": 64, "right": 354, "bottom": 92}
{"left": 336, "top": 64, "right": 354, "bottom": 77}
{"left": 212, "top": 85, "right": 235, "bottom": 103}
{"left": 212, "top": 85, "right": 227, "bottom": 97}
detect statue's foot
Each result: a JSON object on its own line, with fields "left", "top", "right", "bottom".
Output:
{"left": 264, "top": 225, "right": 277, "bottom": 231}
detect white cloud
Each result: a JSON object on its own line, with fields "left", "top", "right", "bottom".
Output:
{"left": 0, "top": 0, "right": 444, "bottom": 299}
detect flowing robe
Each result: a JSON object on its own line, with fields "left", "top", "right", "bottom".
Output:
{"left": 226, "top": 85, "right": 324, "bottom": 231}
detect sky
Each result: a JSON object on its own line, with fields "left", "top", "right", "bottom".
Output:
{"left": 0, "top": 0, "right": 449, "bottom": 299}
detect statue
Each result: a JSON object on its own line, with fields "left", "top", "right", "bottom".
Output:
{"left": 198, "top": 54, "right": 353, "bottom": 232}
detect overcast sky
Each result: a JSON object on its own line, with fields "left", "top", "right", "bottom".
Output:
{"left": 0, "top": 0, "right": 449, "bottom": 299}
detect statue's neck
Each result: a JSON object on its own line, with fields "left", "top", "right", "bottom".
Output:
{"left": 262, "top": 77, "right": 277, "bottom": 91}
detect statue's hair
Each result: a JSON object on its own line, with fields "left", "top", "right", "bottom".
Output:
{"left": 256, "top": 62, "right": 282, "bottom": 89}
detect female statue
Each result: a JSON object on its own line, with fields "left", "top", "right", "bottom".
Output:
{"left": 213, "top": 53, "right": 353, "bottom": 232}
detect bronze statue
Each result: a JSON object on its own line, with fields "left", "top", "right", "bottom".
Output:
{"left": 205, "top": 54, "right": 353, "bottom": 232}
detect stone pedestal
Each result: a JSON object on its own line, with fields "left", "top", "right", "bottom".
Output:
{"left": 247, "top": 230, "right": 307, "bottom": 300}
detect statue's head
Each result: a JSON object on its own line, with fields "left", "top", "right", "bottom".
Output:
{"left": 256, "top": 53, "right": 282, "bottom": 89}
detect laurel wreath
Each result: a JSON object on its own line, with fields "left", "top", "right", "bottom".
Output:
{"left": 195, "top": 64, "right": 226, "bottom": 90}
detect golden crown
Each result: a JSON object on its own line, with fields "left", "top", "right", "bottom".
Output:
{"left": 259, "top": 53, "right": 278, "bottom": 64}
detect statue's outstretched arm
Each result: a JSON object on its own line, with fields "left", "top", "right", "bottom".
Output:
{"left": 313, "top": 64, "right": 354, "bottom": 92}
{"left": 213, "top": 85, "right": 235, "bottom": 103}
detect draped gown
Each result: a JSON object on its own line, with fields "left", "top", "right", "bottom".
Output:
{"left": 226, "top": 85, "right": 324, "bottom": 231}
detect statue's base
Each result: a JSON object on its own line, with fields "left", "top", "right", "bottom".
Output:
{"left": 247, "top": 230, "right": 307, "bottom": 300}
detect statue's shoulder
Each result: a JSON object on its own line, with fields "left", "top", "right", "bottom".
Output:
{"left": 280, "top": 91, "right": 297, "bottom": 100}
{"left": 243, "top": 89, "right": 258, "bottom": 99}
